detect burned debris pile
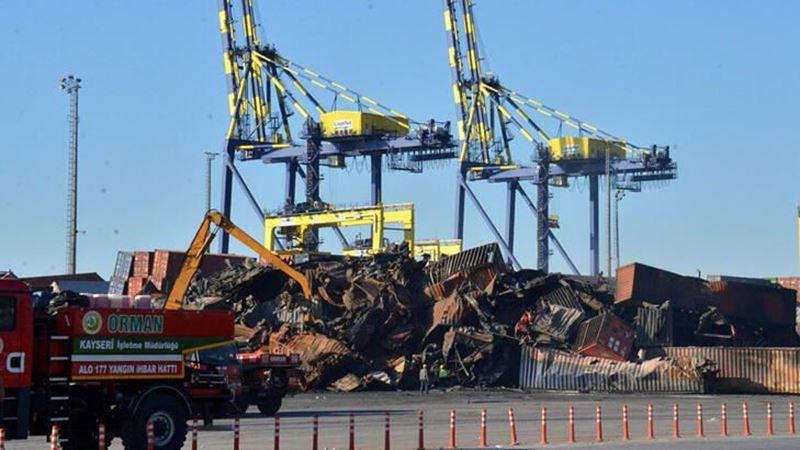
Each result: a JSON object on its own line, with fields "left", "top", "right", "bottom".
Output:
{"left": 185, "top": 246, "right": 799, "bottom": 393}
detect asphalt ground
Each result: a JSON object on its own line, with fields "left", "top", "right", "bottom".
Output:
{"left": 8, "top": 389, "right": 800, "bottom": 449}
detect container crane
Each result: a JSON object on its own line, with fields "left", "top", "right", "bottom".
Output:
{"left": 215, "top": 0, "right": 456, "bottom": 254}
{"left": 442, "top": 0, "right": 677, "bottom": 274}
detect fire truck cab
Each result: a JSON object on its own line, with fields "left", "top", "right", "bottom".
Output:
{"left": 0, "top": 278, "right": 239, "bottom": 450}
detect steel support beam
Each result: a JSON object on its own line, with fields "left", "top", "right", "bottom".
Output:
{"left": 284, "top": 161, "right": 297, "bottom": 212}
{"left": 217, "top": 141, "right": 236, "bottom": 253}
{"left": 535, "top": 154, "right": 550, "bottom": 272}
{"left": 371, "top": 154, "right": 382, "bottom": 205}
{"left": 505, "top": 181, "right": 516, "bottom": 254}
{"left": 589, "top": 174, "right": 600, "bottom": 276}
{"left": 222, "top": 153, "right": 265, "bottom": 223}
{"left": 454, "top": 168, "right": 467, "bottom": 239}
{"left": 516, "top": 184, "right": 580, "bottom": 275}
{"left": 305, "top": 120, "right": 322, "bottom": 251}
{"left": 460, "top": 177, "right": 522, "bottom": 270}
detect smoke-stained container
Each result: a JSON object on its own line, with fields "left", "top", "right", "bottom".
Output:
{"left": 574, "top": 312, "right": 634, "bottom": 362}
{"left": 518, "top": 346, "right": 705, "bottom": 393}
{"left": 662, "top": 347, "right": 800, "bottom": 394}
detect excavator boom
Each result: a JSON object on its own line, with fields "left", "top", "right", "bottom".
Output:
{"left": 165, "top": 210, "right": 312, "bottom": 310}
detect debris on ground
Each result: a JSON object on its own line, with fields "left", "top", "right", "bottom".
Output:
{"left": 182, "top": 244, "right": 799, "bottom": 392}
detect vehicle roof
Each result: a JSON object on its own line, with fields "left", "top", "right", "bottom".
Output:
{"left": 0, "top": 278, "right": 31, "bottom": 293}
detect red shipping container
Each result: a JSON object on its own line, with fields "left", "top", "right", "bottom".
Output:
{"left": 574, "top": 313, "right": 635, "bottom": 362}
{"left": 127, "top": 276, "right": 149, "bottom": 296}
{"left": 133, "top": 251, "right": 155, "bottom": 277}
{"left": 152, "top": 250, "right": 186, "bottom": 280}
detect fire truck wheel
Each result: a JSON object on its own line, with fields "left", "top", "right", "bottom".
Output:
{"left": 122, "top": 393, "right": 188, "bottom": 450}
{"left": 257, "top": 395, "right": 282, "bottom": 416}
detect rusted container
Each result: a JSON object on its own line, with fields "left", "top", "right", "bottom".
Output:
{"left": 132, "top": 251, "right": 155, "bottom": 277}
{"left": 518, "top": 346, "right": 705, "bottom": 393}
{"left": 574, "top": 312, "right": 635, "bottom": 362}
{"left": 706, "top": 280, "right": 795, "bottom": 326}
{"left": 663, "top": 347, "right": 800, "bottom": 394}
{"left": 775, "top": 277, "right": 800, "bottom": 302}
{"left": 616, "top": 263, "right": 795, "bottom": 326}
{"left": 615, "top": 263, "right": 708, "bottom": 310}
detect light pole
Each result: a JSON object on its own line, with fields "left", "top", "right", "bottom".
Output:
{"left": 205, "top": 152, "right": 219, "bottom": 212}
{"left": 60, "top": 75, "right": 81, "bottom": 274}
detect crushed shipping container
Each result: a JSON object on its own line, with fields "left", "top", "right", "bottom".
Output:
{"left": 519, "top": 346, "right": 711, "bottom": 393}
{"left": 660, "top": 347, "right": 800, "bottom": 394}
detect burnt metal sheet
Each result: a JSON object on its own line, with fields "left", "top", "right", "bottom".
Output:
{"left": 635, "top": 302, "right": 673, "bottom": 347}
{"left": 531, "top": 303, "right": 585, "bottom": 342}
{"left": 538, "top": 285, "right": 583, "bottom": 311}
{"left": 432, "top": 293, "right": 469, "bottom": 327}
{"left": 662, "top": 347, "right": 800, "bottom": 394}
{"left": 428, "top": 243, "right": 505, "bottom": 284}
{"left": 518, "top": 346, "right": 705, "bottom": 393}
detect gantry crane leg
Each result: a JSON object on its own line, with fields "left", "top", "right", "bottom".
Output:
{"left": 589, "top": 174, "right": 600, "bottom": 276}
{"left": 371, "top": 154, "right": 382, "bottom": 205}
{"left": 454, "top": 170, "right": 467, "bottom": 239}
{"left": 218, "top": 141, "right": 236, "bottom": 253}
{"left": 505, "top": 181, "right": 516, "bottom": 255}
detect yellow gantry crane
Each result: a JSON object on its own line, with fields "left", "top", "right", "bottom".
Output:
{"left": 442, "top": 0, "right": 676, "bottom": 274}
{"left": 215, "top": 0, "right": 455, "bottom": 255}
{"left": 263, "top": 203, "right": 462, "bottom": 259}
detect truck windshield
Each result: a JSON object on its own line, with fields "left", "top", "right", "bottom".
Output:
{"left": 0, "top": 296, "right": 15, "bottom": 331}
{"left": 197, "top": 344, "right": 238, "bottom": 367}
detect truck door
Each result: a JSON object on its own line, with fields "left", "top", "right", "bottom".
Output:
{"left": 0, "top": 281, "right": 33, "bottom": 390}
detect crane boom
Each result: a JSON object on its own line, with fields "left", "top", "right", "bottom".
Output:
{"left": 164, "top": 210, "right": 312, "bottom": 310}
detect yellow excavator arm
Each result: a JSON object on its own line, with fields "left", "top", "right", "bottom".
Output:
{"left": 164, "top": 210, "right": 312, "bottom": 310}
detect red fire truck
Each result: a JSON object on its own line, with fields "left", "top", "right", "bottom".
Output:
{"left": 0, "top": 278, "right": 239, "bottom": 449}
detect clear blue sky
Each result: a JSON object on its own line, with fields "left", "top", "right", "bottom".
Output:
{"left": 1, "top": 1, "right": 798, "bottom": 279}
